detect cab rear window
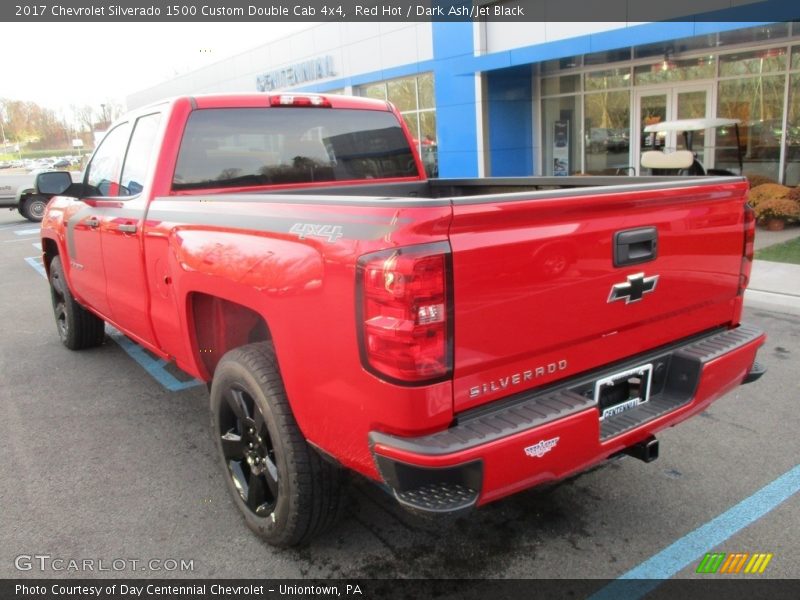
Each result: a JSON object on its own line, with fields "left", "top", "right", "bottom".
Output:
{"left": 172, "top": 107, "right": 418, "bottom": 190}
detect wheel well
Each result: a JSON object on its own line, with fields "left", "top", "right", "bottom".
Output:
{"left": 42, "top": 238, "right": 59, "bottom": 275}
{"left": 189, "top": 293, "right": 271, "bottom": 378}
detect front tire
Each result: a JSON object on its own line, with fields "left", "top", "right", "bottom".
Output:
{"left": 49, "top": 256, "right": 105, "bottom": 349}
{"left": 20, "top": 194, "right": 48, "bottom": 222}
{"left": 210, "top": 342, "right": 344, "bottom": 547}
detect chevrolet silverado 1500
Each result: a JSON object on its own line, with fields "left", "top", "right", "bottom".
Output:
{"left": 38, "top": 93, "right": 766, "bottom": 546}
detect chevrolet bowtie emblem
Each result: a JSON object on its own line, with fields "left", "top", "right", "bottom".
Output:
{"left": 608, "top": 273, "right": 659, "bottom": 304}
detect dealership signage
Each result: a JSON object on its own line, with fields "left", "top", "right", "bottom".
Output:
{"left": 256, "top": 56, "right": 335, "bottom": 92}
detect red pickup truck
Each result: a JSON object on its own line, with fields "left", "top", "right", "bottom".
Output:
{"left": 38, "top": 93, "right": 766, "bottom": 546}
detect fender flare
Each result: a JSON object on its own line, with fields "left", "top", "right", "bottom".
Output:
{"left": 15, "top": 187, "right": 35, "bottom": 206}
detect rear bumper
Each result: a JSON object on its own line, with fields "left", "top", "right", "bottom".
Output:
{"left": 369, "top": 324, "right": 766, "bottom": 514}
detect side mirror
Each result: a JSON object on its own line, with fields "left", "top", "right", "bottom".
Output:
{"left": 35, "top": 171, "right": 73, "bottom": 195}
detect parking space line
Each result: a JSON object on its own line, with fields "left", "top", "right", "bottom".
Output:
{"left": 24, "top": 255, "right": 202, "bottom": 393}
{"left": 24, "top": 256, "right": 47, "bottom": 278}
{"left": 106, "top": 329, "right": 202, "bottom": 392}
{"left": 14, "top": 228, "right": 41, "bottom": 236}
{"left": 589, "top": 463, "right": 800, "bottom": 600}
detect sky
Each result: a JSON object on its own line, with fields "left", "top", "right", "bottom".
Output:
{"left": 3, "top": 22, "right": 315, "bottom": 119}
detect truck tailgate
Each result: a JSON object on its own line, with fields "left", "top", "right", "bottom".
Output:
{"left": 448, "top": 179, "right": 748, "bottom": 413}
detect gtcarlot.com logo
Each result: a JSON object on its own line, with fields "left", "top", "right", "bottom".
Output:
{"left": 14, "top": 554, "right": 194, "bottom": 573}
{"left": 696, "top": 552, "right": 773, "bottom": 574}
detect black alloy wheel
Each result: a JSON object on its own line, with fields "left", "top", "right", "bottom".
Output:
{"left": 48, "top": 255, "right": 105, "bottom": 349}
{"left": 218, "top": 386, "right": 279, "bottom": 518}
{"left": 210, "top": 342, "right": 344, "bottom": 546}
{"left": 50, "top": 262, "right": 69, "bottom": 342}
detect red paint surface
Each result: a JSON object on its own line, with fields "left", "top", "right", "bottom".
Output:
{"left": 40, "top": 94, "right": 762, "bottom": 497}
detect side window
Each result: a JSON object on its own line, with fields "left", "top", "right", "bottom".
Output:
{"left": 85, "top": 123, "right": 131, "bottom": 196}
{"left": 120, "top": 113, "right": 161, "bottom": 196}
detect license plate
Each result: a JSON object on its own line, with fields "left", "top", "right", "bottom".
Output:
{"left": 595, "top": 364, "right": 653, "bottom": 421}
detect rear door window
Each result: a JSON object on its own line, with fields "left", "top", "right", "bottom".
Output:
{"left": 120, "top": 113, "right": 162, "bottom": 196}
{"left": 172, "top": 107, "right": 418, "bottom": 190}
{"left": 85, "top": 123, "right": 131, "bottom": 196}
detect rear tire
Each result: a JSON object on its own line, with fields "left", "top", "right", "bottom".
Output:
{"left": 210, "top": 342, "right": 344, "bottom": 547}
{"left": 49, "top": 256, "right": 105, "bottom": 350}
{"left": 20, "top": 194, "right": 48, "bottom": 222}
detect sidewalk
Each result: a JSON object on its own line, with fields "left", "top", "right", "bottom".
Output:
{"left": 744, "top": 226, "right": 800, "bottom": 316}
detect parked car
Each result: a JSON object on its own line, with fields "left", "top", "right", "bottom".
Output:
{"left": 0, "top": 170, "right": 81, "bottom": 221}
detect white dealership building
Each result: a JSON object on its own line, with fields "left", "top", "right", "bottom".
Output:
{"left": 128, "top": 6, "right": 800, "bottom": 184}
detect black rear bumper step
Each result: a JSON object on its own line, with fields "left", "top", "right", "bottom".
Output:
{"left": 370, "top": 324, "right": 764, "bottom": 455}
{"left": 394, "top": 483, "right": 479, "bottom": 514}
{"left": 743, "top": 361, "right": 767, "bottom": 384}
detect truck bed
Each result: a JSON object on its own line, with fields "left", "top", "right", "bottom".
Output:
{"left": 268, "top": 175, "right": 743, "bottom": 202}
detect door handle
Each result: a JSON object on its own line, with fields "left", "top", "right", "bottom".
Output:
{"left": 614, "top": 227, "right": 658, "bottom": 267}
{"left": 85, "top": 218, "right": 100, "bottom": 228}
{"left": 117, "top": 223, "right": 137, "bottom": 234}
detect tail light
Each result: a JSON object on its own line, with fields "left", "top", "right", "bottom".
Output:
{"left": 739, "top": 202, "right": 756, "bottom": 295}
{"left": 357, "top": 243, "right": 453, "bottom": 385}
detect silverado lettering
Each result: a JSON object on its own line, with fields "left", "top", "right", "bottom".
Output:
{"left": 469, "top": 359, "right": 569, "bottom": 398}
{"left": 38, "top": 93, "right": 766, "bottom": 547}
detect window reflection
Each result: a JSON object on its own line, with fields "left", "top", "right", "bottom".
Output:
{"left": 717, "top": 75, "right": 786, "bottom": 180}
{"left": 786, "top": 73, "right": 800, "bottom": 186}
{"left": 585, "top": 91, "right": 630, "bottom": 174}
{"left": 355, "top": 73, "right": 438, "bottom": 177}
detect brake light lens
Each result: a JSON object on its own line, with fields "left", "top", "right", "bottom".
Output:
{"left": 270, "top": 94, "right": 331, "bottom": 108}
{"left": 739, "top": 202, "right": 756, "bottom": 295}
{"left": 357, "top": 243, "right": 452, "bottom": 384}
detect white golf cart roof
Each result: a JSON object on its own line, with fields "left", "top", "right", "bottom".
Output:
{"left": 644, "top": 118, "right": 741, "bottom": 133}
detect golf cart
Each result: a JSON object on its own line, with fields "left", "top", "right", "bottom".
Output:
{"left": 640, "top": 117, "right": 743, "bottom": 176}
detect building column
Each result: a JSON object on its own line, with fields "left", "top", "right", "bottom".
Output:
{"left": 432, "top": 21, "right": 480, "bottom": 177}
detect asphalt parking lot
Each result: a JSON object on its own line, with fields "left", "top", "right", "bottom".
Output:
{"left": 0, "top": 207, "right": 797, "bottom": 589}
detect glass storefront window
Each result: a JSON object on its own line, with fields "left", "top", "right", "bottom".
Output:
{"left": 355, "top": 74, "right": 438, "bottom": 177}
{"left": 585, "top": 68, "right": 631, "bottom": 91}
{"left": 419, "top": 112, "right": 438, "bottom": 177}
{"left": 360, "top": 84, "right": 387, "bottom": 101}
{"left": 633, "top": 57, "right": 715, "bottom": 85}
{"left": 538, "top": 22, "right": 798, "bottom": 181}
{"left": 718, "top": 23, "right": 790, "bottom": 46}
{"left": 418, "top": 73, "right": 435, "bottom": 109}
{"left": 634, "top": 34, "right": 717, "bottom": 59}
{"left": 584, "top": 91, "right": 630, "bottom": 175}
{"left": 541, "top": 56, "right": 581, "bottom": 74}
{"left": 542, "top": 75, "right": 580, "bottom": 95}
{"left": 720, "top": 48, "right": 787, "bottom": 77}
{"left": 717, "top": 75, "right": 786, "bottom": 180}
{"left": 387, "top": 79, "right": 417, "bottom": 113}
{"left": 584, "top": 48, "right": 630, "bottom": 67}
{"left": 542, "top": 96, "right": 582, "bottom": 176}
{"left": 786, "top": 73, "right": 800, "bottom": 186}
{"left": 402, "top": 113, "right": 420, "bottom": 140}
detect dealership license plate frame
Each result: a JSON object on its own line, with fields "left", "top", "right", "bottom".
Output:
{"left": 595, "top": 363, "right": 653, "bottom": 421}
